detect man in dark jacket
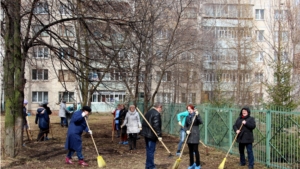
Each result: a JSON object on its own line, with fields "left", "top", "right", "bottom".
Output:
{"left": 65, "top": 106, "right": 92, "bottom": 166}
{"left": 233, "top": 107, "right": 256, "bottom": 169}
{"left": 140, "top": 102, "right": 163, "bottom": 169}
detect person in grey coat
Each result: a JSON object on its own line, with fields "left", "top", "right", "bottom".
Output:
{"left": 58, "top": 100, "right": 68, "bottom": 127}
{"left": 184, "top": 104, "right": 203, "bottom": 169}
{"left": 121, "top": 105, "right": 142, "bottom": 151}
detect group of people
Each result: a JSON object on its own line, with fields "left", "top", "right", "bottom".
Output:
{"left": 23, "top": 99, "right": 256, "bottom": 169}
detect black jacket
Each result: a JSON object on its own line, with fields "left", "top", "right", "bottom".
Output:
{"left": 233, "top": 107, "right": 256, "bottom": 143}
{"left": 184, "top": 112, "right": 203, "bottom": 144}
{"left": 140, "top": 108, "right": 162, "bottom": 141}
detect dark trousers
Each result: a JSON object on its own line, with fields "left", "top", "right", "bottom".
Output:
{"left": 188, "top": 143, "right": 200, "bottom": 166}
{"left": 239, "top": 143, "right": 254, "bottom": 167}
{"left": 37, "top": 128, "right": 48, "bottom": 141}
{"left": 128, "top": 133, "right": 138, "bottom": 150}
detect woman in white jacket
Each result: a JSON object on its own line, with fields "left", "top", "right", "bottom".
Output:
{"left": 121, "top": 105, "right": 142, "bottom": 151}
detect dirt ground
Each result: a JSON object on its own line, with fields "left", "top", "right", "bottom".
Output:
{"left": 1, "top": 113, "right": 271, "bottom": 169}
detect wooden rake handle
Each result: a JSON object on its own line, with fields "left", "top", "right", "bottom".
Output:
{"left": 179, "top": 111, "right": 198, "bottom": 158}
{"left": 84, "top": 117, "right": 100, "bottom": 156}
{"left": 136, "top": 108, "right": 172, "bottom": 155}
{"left": 225, "top": 124, "right": 243, "bottom": 158}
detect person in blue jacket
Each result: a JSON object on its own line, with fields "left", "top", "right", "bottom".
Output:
{"left": 65, "top": 106, "right": 92, "bottom": 166}
{"left": 35, "top": 102, "right": 50, "bottom": 141}
{"left": 176, "top": 106, "right": 190, "bottom": 156}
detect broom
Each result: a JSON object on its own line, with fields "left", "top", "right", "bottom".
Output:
{"left": 218, "top": 124, "right": 243, "bottom": 169}
{"left": 136, "top": 108, "right": 173, "bottom": 157}
{"left": 84, "top": 117, "right": 106, "bottom": 168}
{"left": 172, "top": 110, "right": 198, "bottom": 169}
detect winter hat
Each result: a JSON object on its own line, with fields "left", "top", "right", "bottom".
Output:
{"left": 82, "top": 106, "right": 92, "bottom": 112}
{"left": 23, "top": 100, "right": 28, "bottom": 104}
{"left": 42, "top": 101, "right": 48, "bottom": 105}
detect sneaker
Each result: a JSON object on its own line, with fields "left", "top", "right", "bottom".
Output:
{"left": 123, "top": 141, "right": 128, "bottom": 145}
{"left": 176, "top": 150, "right": 180, "bottom": 156}
{"left": 65, "top": 157, "right": 73, "bottom": 164}
{"left": 78, "top": 160, "right": 88, "bottom": 166}
{"left": 187, "top": 163, "right": 196, "bottom": 169}
{"left": 195, "top": 165, "right": 201, "bottom": 169}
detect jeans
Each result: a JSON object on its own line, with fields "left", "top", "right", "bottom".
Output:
{"left": 60, "top": 117, "right": 67, "bottom": 126}
{"left": 67, "top": 149, "right": 84, "bottom": 160}
{"left": 239, "top": 143, "right": 254, "bottom": 167}
{"left": 145, "top": 137, "right": 157, "bottom": 169}
{"left": 177, "top": 128, "right": 186, "bottom": 151}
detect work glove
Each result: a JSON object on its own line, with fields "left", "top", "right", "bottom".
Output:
{"left": 158, "top": 137, "right": 162, "bottom": 142}
{"left": 121, "top": 125, "right": 124, "bottom": 128}
{"left": 82, "top": 112, "right": 87, "bottom": 117}
{"left": 139, "top": 127, "right": 142, "bottom": 131}
{"left": 195, "top": 110, "right": 199, "bottom": 116}
{"left": 186, "top": 130, "right": 191, "bottom": 135}
{"left": 178, "top": 122, "right": 182, "bottom": 126}
{"left": 88, "top": 130, "right": 92, "bottom": 135}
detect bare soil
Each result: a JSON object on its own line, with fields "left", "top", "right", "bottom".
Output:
{"left": 1, "top": 114, "right": 271, "bottom": 169}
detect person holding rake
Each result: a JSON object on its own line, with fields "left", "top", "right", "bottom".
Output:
{"left": 185, "top": 104, "right": 203, "bottom": 169}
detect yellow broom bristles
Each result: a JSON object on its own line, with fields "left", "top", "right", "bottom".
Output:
{"left": 218, "top": 158, "right": 226, "bottom": 169}
{"left": 171, "top": 158, "right": 181, "bottom": 169}
{"left": 97, "top": 156, "right": 106, "bottom": 168}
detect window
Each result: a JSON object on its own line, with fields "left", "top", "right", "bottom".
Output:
{"left": 33, "top": 25, "right": 48, "bottom": 36}
{"left": 181, "top": 52, "right": 193, "bottom": 61}
{"left": 158, "top": 29, "right": 169, "bottom": 39}
{"left": 89, "top": 72, "right": 99, "bottom": 81}
{"left": 59, "top": 2, "right": 71, "bottom": 15}
{"left": 274, "top": 31, "right": 289, "bottom": 42}
{"left": 255, "top": 72, "right": 264, "bottom": 82}
{"left": 256, "top": 30, "right": 264, "bottom": 41}
{"left": 157, "top": 71, "right": 171, "bottom": 82}
{"left": 59, "top": 47, "right": 75, "bottom": 58}
{"left": 91, "top": 91, "right": 126, "bottom": 103}
{"left": 187, "top": 93, "right": 196, "bottom": 104}
{"left": 32, "top": 91, "right": 48, "bottom": 103}
{"left": 255, "top": 9, "right": 264, "bottom": 20}
{"left": 156, "top": 93, "right": 172, "bottom": 103}
{"left": 139, "top": 71, "right": 145, "bottom": 82}
{"left": 256, "top": 51, "right": 263, "bottom": 62}
{"left": 274, "top": 10, "right": 287, "bottom": 20}
{"left": 59, "top": 91, "right": 75, "bottom": 103}
{"left": 59, "top": 70, "right": 75, "bottom": 82}
{"left": 58, "top": 25, "right": 74, "bottom": 37}
{"left": 33, "top": 2, "right": 49, "bottom": 14}
{"left": 274, "top": 51, "right": 288, "bottom": 63}
{"left": 181, "top": 93, "right": 186, "bottom": 103}
{"left": 33, "top": 46, "right": 49, "bottom": 58}
{"left": 32, "top": 69, "right": 48, "bottom": 80}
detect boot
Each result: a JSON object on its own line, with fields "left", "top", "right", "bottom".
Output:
{"left": 78, "top": 160, "right": 88, "bottom": 166}
{"left": 65, "top": 157, "right": 73, "bottom": 164}
{"left": 133, "top": 139, "right": 137, "bottom": 150}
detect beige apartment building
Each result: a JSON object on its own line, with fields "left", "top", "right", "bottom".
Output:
{"left": 2, "top": 0, "right": 298, "bottom": 113}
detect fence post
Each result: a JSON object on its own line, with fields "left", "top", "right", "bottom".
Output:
{"left": 266, "top": 110, "right": 271, "bottom": 167}
{"left": 204, "top": 107, "right": 208, "bottom": 144}
{"left": 229, "top": 109, "right": 233, "bottom": 149}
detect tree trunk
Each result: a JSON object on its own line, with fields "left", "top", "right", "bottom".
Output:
{"left": 3, "top": 0, "right": 24, "bottom": 157}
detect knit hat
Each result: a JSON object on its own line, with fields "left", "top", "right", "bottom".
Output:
{"left": 23, "top": 100, "right": 28, "bottom": 104}
{"left": 82, "top": 106, "right": 92, "bottom": 112}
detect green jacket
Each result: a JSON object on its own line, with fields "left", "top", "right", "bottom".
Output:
{"left": 176, "top": 110, "right": 189, "bottom": 127}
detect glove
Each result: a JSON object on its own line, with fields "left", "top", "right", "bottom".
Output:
{"left": 158, "top": 137, "right": 162, "bottom": 142}
{"left": 195, "top": 110, "right": 199, "bottom": 116}
{"left": 121, "top": 125, "right": 124, "bottom": 128}
{"left": 186, "top": 130, "right": 190, "bottom": 135}
{"left": 178, "top": 122, "right": 182, "bottom": 126}
{"left": 139, "top": 128, "right": 142, "bottom": 131}
{"left": 82, "top": 112, "right": 87, "bottom": 117}
{"left": 88, "top": 130, "right": 92, "bottom": 135}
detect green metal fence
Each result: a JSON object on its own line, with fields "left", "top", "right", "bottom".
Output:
{"left": 136, "top": 103, "right": 300, "bottom": 169}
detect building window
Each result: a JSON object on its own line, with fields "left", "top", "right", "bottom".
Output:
{"left": 156, "top": 93, "right": 172, "bottom": 103}
{"left": 59, "top": 70, "right": 75, "bottom": 82}
{"left": 181, "top": 52, "right": 194, "bottom": 61}
{"left": 59, "top": 47, "right": 75, "bottom": 58}
{"left": 59, "top": 91, "right": 75, "bottom": 103}
{"left": 256, "top": 51, "right": 264, "bottom": 62}
{"left": 274, "top": 51, "right": 288, "bottom": 63}
{"left": 32, "top": 91, "right": 48, "bottom": 103}
{"left": 187, "top": 93, "right": 196, "bottom": 104}
{"left": 256, "top": 30, "right": 264, "bottom": 41}
{"left": 33, "top": 2, "right": 49, "bottom": 14}
{"left": 255, "top": 72, "right": 264, "bottom": 82}
{"left": 274, "top": 31, "right": 289, "bottom": 42}
{"left": 33, "top": 25, "right": 48, "bottom": 37}
{"left": 157, "top": 71, "right": 171, "bottom": 82}
{"left": 255, "top": 9, "right": 264, "bottom": 20}
{"left": 58, "top": 25, "right": 74, "bottom": 37}
{"left": 59, "top": 2, "right": 71, "bottom": 15}
{"left": 32, "top": 69, "right": 48, "bottom": 80}
{"left": 157, "top": 29, "right": 169, "bottom": 39}
{"left": 91, "top": 91, "right": 126, "bottom": 103}
{"left": 139, "top": 71, "right": 145, "bottom": 82}
{"left": 274, "top": 10, "right": 287, "bottom": 20}
{"left": 33, "top": 46, "right": 49, "bottom": 58}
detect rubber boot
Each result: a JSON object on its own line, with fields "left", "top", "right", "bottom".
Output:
{"left": 78, "top": 160, "right": 88, "bottom": 166}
